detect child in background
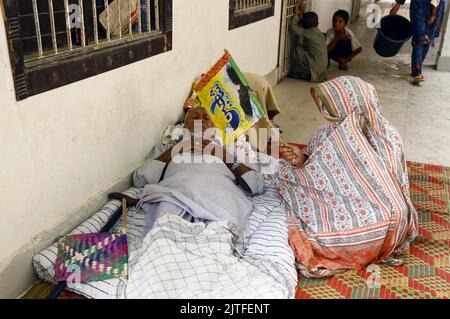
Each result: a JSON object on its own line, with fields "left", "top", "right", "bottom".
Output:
{"left": 289, "top": 1, "right": 328, "bottom": 82}
{"left": 326, "top": 10, "right": 363, "bottom": 71}
{"left": 391, "top": 0, "right": 443, "bottom": 84}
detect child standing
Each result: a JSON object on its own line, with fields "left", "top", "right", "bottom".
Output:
{"left": 289, "top": 1, "right": 328, "bottom": 82}
{"left": 326, "top": 10, "right": 363, "bottom": 71}
{"left": 391, "top": 0, "right": 443, "bottom": 84}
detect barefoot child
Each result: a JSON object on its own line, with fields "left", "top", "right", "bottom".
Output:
{"left": 326, "top": 10, "right": 363, "bottom": 70}
{"left": 289, "top": 1, "right": 328, "bottom": 82}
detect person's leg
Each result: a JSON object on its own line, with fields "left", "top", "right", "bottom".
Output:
{"left": 288, "top": 63, "right": 310, "bottom": 80}
{"left": 410, "top": 14, "right": 430, "bottom": 82}
{"left": 142, "top": 202, "right": 163, "bottom": 237}
{"left": 288, "top": 56, "right": 302, "bottom": 79}
{"left": 421, "top": 43, "right": 430, "bottom": 65}
{"left": 329, "top": 39, "right": 353, "bottom": 70}
{"left": 338, "top": 62, "right": 349, "bottom": 71}
{"left": 411, "top": 43, "right": 425, "bottom": 81}
{"left": 289, "top": 46, "right": 311, "bottom": 80}
{"left": 141, "top": 202, "right": 186, "bottom": 238}
{"left": 328, "top": 42, "right": 342, "bottom": 62}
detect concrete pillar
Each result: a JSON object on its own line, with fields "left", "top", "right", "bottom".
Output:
{"left": 438, "top": 3, "right": 450, "bottom": 71}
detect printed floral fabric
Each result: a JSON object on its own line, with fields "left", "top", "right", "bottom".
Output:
{"left": 274, "top": 76, "right": 418, "bottom": 278}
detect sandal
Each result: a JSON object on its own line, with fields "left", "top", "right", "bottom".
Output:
{"left": 412, "top": 75, "right": 424, "bottom": 84}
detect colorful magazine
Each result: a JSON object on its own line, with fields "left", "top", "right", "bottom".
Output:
{"left": 192, "top": 51, "right": 266, "bottom": 145}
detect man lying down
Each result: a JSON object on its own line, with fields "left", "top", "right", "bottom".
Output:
{"left": 117, "top": 106, "right": 265, "bottom": 238}
{"left": 109, "top": 105, "right": 297, "bottom": 299}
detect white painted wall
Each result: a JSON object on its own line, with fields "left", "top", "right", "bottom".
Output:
{"left": 0, "top": 0, "right": 282, "bottom": 268}
{"left": 312, "top": 0, "right": 354, "bottom": 31}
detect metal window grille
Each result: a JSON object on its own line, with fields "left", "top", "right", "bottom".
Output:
{"left": 234, "top": 0, "right": 273, "bottom": 13}
{"left": 22, "top": 0, "right": 161, "bottom": 62}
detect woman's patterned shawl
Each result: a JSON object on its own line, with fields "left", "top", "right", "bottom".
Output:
{"left": 274, "top": 76, "right": 418, "bottom": 277}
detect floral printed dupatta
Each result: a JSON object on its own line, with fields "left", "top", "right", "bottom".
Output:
{"left": 274, "top": 76, "right": 418, "bottom": 278}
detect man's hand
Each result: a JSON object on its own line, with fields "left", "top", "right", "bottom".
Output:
{"left": 298, "top": 0, "right": 305, "bottom": 12}
{"left": 295, "top": 0, "right": 305, "bottom": 16}
{"left": 280, "top": 143, "right": 306, "bottom": 168}
{"left": 156, "top": 147, "right": 174, "bottom": 163}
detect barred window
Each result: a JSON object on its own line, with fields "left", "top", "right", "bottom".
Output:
{"left": 229, "top": 0, "right": 275, "bottom": 30}
{"left": 2, "top": 0, "right": 173, "bottom": 100}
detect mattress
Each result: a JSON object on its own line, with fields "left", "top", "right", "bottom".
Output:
{"left": 32, "top": 180, "right": 297, "bottom": 299}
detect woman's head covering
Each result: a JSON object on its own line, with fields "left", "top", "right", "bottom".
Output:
{"left": 310, "top": 76, "right": 381, "bottom": 127}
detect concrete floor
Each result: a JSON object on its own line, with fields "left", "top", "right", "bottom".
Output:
{"left": 274, "top": 2, "right": 450, "bottom": 167}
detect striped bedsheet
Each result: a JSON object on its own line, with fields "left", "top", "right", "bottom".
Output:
{"left": 32, "top": 180, "right": 297, "bottom": 299}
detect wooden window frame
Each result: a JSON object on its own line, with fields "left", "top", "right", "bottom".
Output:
{"left": 1, "top": 0, "right": 173, "bottom": 101}
{"left": 229, "top": 0, "right": 275, "bottom": 30}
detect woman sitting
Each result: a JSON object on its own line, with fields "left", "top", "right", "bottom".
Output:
{"left": 274, "top": 76, "right": 418, "bottom": 277}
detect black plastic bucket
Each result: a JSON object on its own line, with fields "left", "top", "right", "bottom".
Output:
{"left": 373, "top": 15, "right": 412, "bottom": 58}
